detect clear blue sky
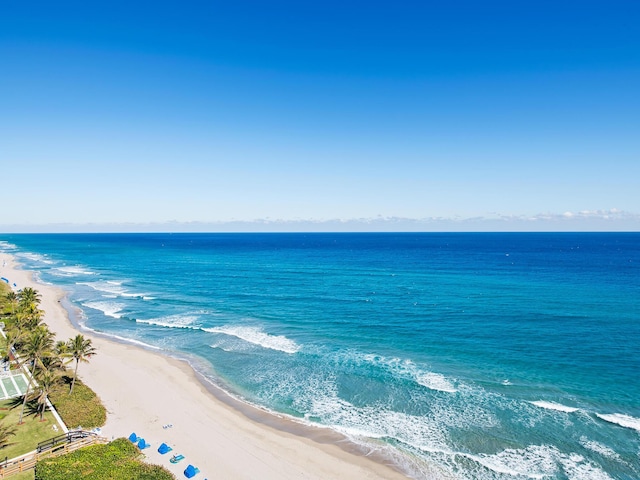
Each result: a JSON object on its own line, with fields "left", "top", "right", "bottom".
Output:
{"left": 1, "top": 1, "right": 639, "bottom": 231}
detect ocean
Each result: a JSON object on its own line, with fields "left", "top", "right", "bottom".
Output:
{"left": 0, "top": 232, "right": 638, "bottom": 479}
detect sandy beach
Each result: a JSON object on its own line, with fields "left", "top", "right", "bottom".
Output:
{"left": 0, "top": 252, "right": 408, "bottom": 480}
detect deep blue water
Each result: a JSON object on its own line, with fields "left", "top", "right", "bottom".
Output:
{"left": 1, "top": 233, "right": 639, "bottom": 479}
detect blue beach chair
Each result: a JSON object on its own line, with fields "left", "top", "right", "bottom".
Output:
{"left": 184, "top": 464, "right": 200, "bottom": 478}
{"left": 158, "top": 442, "right": 173, "bottom": 454}
{"left": 137, "top": 438, "right": 150, "bottom": 449}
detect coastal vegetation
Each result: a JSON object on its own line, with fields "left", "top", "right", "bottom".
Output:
{"left": 0, "top": 288, "right": 105, "bottom": 449}
{"left": 0, "top": 288, "right": 106, "bottom": 429}
{"left": 34, "top": 437, "right": 175, "bottom": 480}
{"left": 0, "top": 285, "right": 174, "bottom": 479}
{"left": 49, "top": 376, "right": 106, "bottom": 429}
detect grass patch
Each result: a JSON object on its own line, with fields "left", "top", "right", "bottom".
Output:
{"left": 35, "top": 437, "right": 175, "bottom": 480}
{"left": 0, "top": 399, "right": 60, "bottom": 461}
{"left": 48, "top": 376, "right": 106, "bottom": 429}
{"left": 9, "top": 471, "right": 34, "bottom": 480}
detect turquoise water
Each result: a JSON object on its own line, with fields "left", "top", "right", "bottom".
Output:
{"left": 1, "top": 233, "right": 639, "bottom": 479}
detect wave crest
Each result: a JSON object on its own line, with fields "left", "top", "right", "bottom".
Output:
{"left": 596, "top": 413, "right": 640, "bottom": 432}
{"left": 205, "top": 325, "right": 300, "bottom": 354}
{"left": 416, "top": 372, "right": 457, "bottom": 393}
{"left": 530, "top": 401, "right": 579, "bottom": 413}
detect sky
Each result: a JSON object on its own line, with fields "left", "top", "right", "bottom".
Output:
{"left": 1, "top": 1, "right": 639, "bottom": 232}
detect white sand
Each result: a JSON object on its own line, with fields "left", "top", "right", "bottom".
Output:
{"left": 0, "top": 252, "right": 408, "bottom": 480}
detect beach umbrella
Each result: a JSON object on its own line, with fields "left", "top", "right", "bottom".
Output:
{"left": 137, "top": 438, "right": 149, "bottom": 449}
{"left": 128, "top": 432, "right": 137, "bottom": 442}
{"left": 184, "top": 464, "right": 200, "bottom": 478}
{"left": 158, "top": 442, "right": 172, "bottom": 454}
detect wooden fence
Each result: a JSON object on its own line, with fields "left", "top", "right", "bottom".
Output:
{"left": 0, "top": 430, "right": 108, "bottom": 478}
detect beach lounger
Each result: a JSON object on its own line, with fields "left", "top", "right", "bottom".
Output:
{"left": 170, "top": 454, "right": 185, "bottom": 464}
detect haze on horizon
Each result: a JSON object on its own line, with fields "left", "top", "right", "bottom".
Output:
{"left": 1, "top": 1, "right": 639, "bottom": 232}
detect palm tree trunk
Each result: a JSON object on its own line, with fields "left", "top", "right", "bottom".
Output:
{"left": 70, "top": 359, "right": 79, "bottom": 394}
{"left": 18, "top": 362, "right": 36, "bottom": 424}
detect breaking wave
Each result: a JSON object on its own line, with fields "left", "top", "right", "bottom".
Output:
{"left": 204, "top": 325, "right": 300, "bottom": 354}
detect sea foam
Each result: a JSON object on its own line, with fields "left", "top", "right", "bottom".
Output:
{"left": 55, "top": 266, "right": 96, "bottom": 276}
{"left": 358, "top": 354, "right": 458, "bottom": 393}
{"left": 530, "top": 401, "right": 579, "bottom": 413}
{"left": 416, "top": 372, "right": 457, "bottom": 393}
{"left": 78, "top": 280, "right": 125, "bottom": 296}
{"left": 204, "top": 325, "right": 300, "bottom": 354}
{"left": 136, "top": 314, "right": 200, "bottom": 330}
{"left": 462, "top": 444, "right": 615, "bottom": 480}
{"left": 82, "top": 300, "right": 125, "bottom": 319}
{"left": 596, "top": 413, "right": 640, "bottom": 432}
{"left": 81, "top": 326, "right": 161, "bottom": 350}
{"left": 579, "top": 437, "right": 622, "bottom": 461}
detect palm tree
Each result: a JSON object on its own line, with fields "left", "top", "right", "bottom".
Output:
{"left": 55, "top": 340, "right": 69, "bottom": 358}
{"left": 35, "top": 370, "right": 59, "bottom": 421}
{"left": 2, "top": 307, "right": 34, "bottom": 367}
{"left": 67, "top": 334, "right": 96, "bottom": 394}
{"left": 24, "top": 306, "right": 45, "bottom": 331}
{"left": 17, "top": 287, "right": 41, "bottom": 312}
{"left": 2, "top": 327, "right": 28, "bottom": 366}
{"left": 4, "top": 291, "right": 18, "bottom": 316}
{"left": 18, "top": 326, "right": 55, "bottom": 424}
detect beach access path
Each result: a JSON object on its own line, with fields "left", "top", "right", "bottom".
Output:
{"left": 0, "top": 252, "right": 408, "bottom": 480}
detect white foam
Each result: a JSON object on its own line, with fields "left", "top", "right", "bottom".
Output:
{"left": 559, "top": 452, "right": 615, "bottom": 480}
{"left": 82, "top": 300, "right": 125, "bottom": 319}
{"left": 209, "top": 341, "right": 243, "bottom": 353}
{"left": 530, "top": 401, "right": 579, "bottom": 413}
{"left": 121, "top": 291, "right": 151, "bottom": 299}
{"left": 77, "top": 280, "right": 150, "bottom": 300}
{"left": 303, "top": 389, "right": 450, "bottom": 451}
{"left": 204, "top": 325, "right": 300, "bottom": 354}
{"left": 596, "top": 413, "right": 640, "bottom": 432}
{"left": 416, "top": 372, "right": 457, "bottom": 393}
{"left": 0, "top": 241, "right": 18, "bottom": 250}
{"left": 78, "top": 281, "right": 125, "bottom": 296}
{"left": 17, "top": 252, "right": 49, "bottom": 263}
{"left": 461, "top": 450, "right": 548, "bottom": 478}
{"left": 56, "top": 266, "right": 96, "bottom": 276}
{"left": 80, "top": 326, "right": 161, "bottom": 350}
{"left": 358, "top": 353, "right": 458, "bottom": 393}
{"left": 136, "top": 315, "right": 200, "bottom": 330}
{"left": 579, "top": 437, "right": 622, "bottom": 461}
{"left": 462, "top": 444, "right": 615, "bottom": 480}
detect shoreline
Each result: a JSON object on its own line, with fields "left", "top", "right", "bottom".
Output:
{"left": 0, "top": 252, "right": 410, "bottom": 480}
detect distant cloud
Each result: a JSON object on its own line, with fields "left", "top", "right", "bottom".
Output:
{"left": 496, "top": 208, "right": 639, "bottom": 225}
{"left": 0, "top": 209, "right": 638, "bottom": 233}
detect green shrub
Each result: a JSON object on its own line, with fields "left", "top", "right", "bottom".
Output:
{"left": 48, "top": 376, "right": 106, "bottom": 429}
{"left": 35, "top": 437, "right": 175, "bottom": 480}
